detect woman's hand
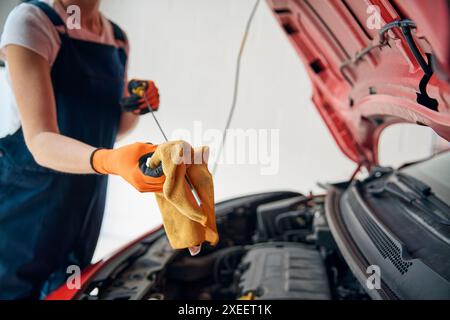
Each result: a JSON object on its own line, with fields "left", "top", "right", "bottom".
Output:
{"left": 91, "top": 143, "right": 165, "bottom": 192}
{"left": 120, "top": 79, "right": 160, "bottom": 115}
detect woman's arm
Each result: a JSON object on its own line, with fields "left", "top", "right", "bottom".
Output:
{"left": 117, "top": 108, "right": 139, "bottom": 141}
{"left": 6, "top": 44, "right": 96, "bottom": 174}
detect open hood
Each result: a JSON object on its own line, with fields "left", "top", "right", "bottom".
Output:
{"left": 267, "top": 0, "right": 450, "bottom": 166}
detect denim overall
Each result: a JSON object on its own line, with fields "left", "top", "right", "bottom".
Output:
{"left": 0, "top": 1, "right": 127, "bottom": 299}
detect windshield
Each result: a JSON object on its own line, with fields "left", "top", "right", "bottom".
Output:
{"left": 401, "top": 151, "right": 450, "bottom": 206}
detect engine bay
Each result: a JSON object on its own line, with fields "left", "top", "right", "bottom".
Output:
{"left": 80, "top": 192, "right": 369, "bottom": 300}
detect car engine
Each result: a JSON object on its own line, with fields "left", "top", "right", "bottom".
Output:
{"left": 237, "top": 243, "right": 331, "bottom": 299}
{"left": 79, "top": 192, "right": 369, "bottom": 300}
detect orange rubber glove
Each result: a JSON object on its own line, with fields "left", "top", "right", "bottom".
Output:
{"left": 120, "top": 80, "right": 160, "bottom": 115}
{"left": 91, "top": 143, "right": 165, "bottom": 192}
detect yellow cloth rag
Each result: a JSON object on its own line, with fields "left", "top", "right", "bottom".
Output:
{"left": 147, "top": 141, "right": 219, "bottom": 253}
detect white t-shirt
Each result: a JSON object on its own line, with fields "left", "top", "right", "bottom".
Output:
{"left": 0, "top": 0, "right": 129, "bottom": 138}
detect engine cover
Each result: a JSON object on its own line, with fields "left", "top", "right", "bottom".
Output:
{"left": 237, "top": 243, "right": 331, "bottom": 300}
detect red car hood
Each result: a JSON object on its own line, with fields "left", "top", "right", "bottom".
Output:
{"left": 267, "top": 0, "right": 450, "bottom": 166}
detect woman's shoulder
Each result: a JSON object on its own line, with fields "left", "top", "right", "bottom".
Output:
{"left": 0, "top": 2, "right": 61, "bottom": 65}
{"left": 101, "top": 17, "right": 129, "bottom": 55}
{"left": 4, "top": 2, "right": 54, "bottom": 29}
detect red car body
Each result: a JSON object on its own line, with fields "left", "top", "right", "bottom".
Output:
{"left": 267, "top": 0, "right": 450, "bottom": 166}
{"left": 46, "top": 226, "right": 164, "bottom": 300}
{"left": 47, "top": 0, "right": 450, "bottom": 300}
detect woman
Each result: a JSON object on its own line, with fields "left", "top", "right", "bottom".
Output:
{"left": 0, "top": 0, "right": 164, "bottom": 299}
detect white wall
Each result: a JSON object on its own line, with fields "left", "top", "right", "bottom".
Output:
{"left": 95, "top": 0, "right": 358, "bottom": 259}
{"left": 378, "top": 124, "right": 443, "bottom": 168}
{"left": 0, "top": 0, "right": 21, "bottom": 35}
{"left": 95, "top": 0, "right": 448, "bottom": 260}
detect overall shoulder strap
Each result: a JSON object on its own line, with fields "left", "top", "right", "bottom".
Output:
{"left": 108, "top": 20, "right": 128, "bottom": 67}
{"left": 28, "top": 0, "right": 65, "bottom": 27}
{"left": 109, "top": 20, "right": 127, "bottom": 42}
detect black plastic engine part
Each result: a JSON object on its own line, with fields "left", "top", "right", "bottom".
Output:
{"left": 237, "top": 243, "right": 331, "bottom": 300}
{"left": 215, "top": 191, "right": 304, "bottom": 245}
{"left": 254, "top": 196, "right": 313, "bottom": 242}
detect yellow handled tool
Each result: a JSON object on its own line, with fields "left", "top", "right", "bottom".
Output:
{"left": 129, "top": 80, "right": 203, "bottom": 207}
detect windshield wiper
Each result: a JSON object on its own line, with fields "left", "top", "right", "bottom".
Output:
{"left": 396, "top": 172, "right": 432, "bottom": 196}
{"left": 368, "top": 180, "right": 450, "bottom": 246}
{"left": 365, "top": 166, "right": 450, "bottom": 223}
{"left": 396, "top": 172, "right": 450, "bottom": 220}
{"left": 368, "top": 181, "right": 450, "bottom": 227}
